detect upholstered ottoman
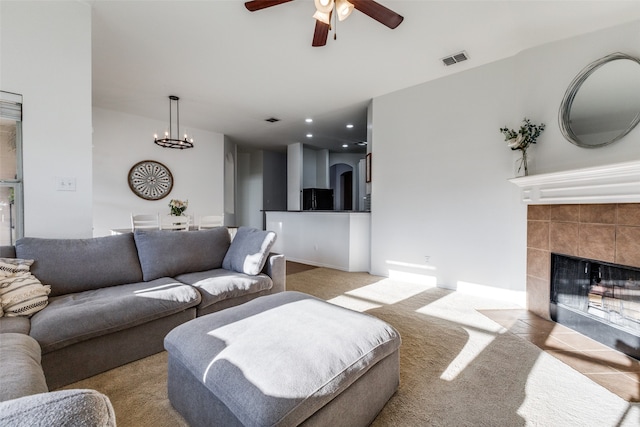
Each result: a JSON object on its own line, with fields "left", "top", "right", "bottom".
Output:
{"left": 164, "top": 291, "right": 401, "bottom": 427}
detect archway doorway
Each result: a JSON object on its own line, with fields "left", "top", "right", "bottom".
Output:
{"left": 341, "top": 171, "right": 352, "bottom": 210}
{"left": 330, "top": 163, "right": 354, "bottom": 210}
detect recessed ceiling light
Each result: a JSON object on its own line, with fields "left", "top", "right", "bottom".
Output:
{"left": 346, "top": 124, "right": 354, "bottom": 129}
{"left": 305, "top": 118, "right": 313, "bottom": 123}
{"left": 306, "top": 133, "right": 313, "bottom": 138}
{"left": 342, "top": 144, "right": 349, "bottom": 148}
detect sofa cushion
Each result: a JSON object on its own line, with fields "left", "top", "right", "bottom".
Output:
{"left": 0, "top": 245, "right": 16, "bottom": 258}
{"left": 175, "top": 268, "right": 273, "bottom": 311}
{"left": 0, "top": 317, "right": 31, "bottom": 334}
{"left": 15, "top": 234, "right": 144, "bottom": 297}
{"left": 222, "top": 227, "right": 276, "bottom": 276}
{"left": 134, "top": 228, "right": 231, "bottom": 282}
{"left": 0, "top": 333, "right": 48, "bottom": 402}
{"left": 0, "top": 389, "right": 116, "bottom": 427}
{"left": 29, "top": 278, "right": 201, "bottom": 354}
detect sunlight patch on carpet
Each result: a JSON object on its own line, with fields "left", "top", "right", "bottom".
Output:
{"left": 440, "top": 327, "right": 499, "bottom": 381}
{"left": 328, "top": 295, "right": 382, "bottom": 312}
{"left": 415, "top": 291, "right": 515, "bottom": 382}
{"left": 328, "top": 279, "right": 435, "bottom": 312}
{"left": 518, "top": 352, "right": 634, "bottom": 426}
{"left": 346, "top": 279, "right": 435, "bottom": 305}
{"left": 415, "top": 292, "right": 508, "bottom": 334}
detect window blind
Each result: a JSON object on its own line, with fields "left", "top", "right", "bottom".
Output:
{"left": 0, "top": 91, "right": 23, "bottom": 121}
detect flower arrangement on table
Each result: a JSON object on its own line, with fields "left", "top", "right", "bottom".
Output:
{"left": 499, "top": 118, "right": 545, "bottom": 176}
{"left": 169, "top": 199, "right": 188, "bottom": 216}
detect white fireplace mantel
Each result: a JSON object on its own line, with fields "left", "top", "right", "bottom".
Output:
{"left": 509, "top": 160, "right": 640, "bottom": 204}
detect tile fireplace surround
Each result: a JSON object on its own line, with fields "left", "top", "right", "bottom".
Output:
{"left": 510, "top": 160, "right": 640, "bottom": 319}
{"left": 526, "top": 202, "right": 640, "bottom": 317}
{"left": 509, "top": 161, "right": 640, "bottom": 401}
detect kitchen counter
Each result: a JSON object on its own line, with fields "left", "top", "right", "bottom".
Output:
{"left": 265, "top": 211, "right": 370, "bottom": 272}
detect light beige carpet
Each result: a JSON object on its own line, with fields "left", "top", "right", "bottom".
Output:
{"left": 62, "top": 268, "right": 640, "bottom": 426}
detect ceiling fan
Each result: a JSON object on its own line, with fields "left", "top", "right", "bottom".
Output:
{"left": 244, "top": 0, "right": 404, "bottom": 47}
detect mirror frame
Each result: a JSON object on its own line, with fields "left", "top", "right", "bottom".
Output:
{"left": 558, "top": 52, "right": 640, "bottom": 149}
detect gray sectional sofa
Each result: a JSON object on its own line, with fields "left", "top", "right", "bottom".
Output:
{"left": 0, "top": 332, "right": 116, "bottom": 426}
{"left": 0, "top": 226, "right": 284, "bottom": 425}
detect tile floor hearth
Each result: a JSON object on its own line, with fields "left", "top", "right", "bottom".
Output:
{"left": 481, "top": 309, "right": 640, "bottom": 402}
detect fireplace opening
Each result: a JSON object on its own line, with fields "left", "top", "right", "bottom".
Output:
{"left": 550, "top": 253, "right": 640, "bottom": 360}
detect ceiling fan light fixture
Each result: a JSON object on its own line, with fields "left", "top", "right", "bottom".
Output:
{"left": 314, "top": 0, "right": 334, "bottom": 13}
{"left": 336, "top": 0, "right": 354, "bottom": 21}
{"left": 312, "top": 9, "right": 331, "bottom": 25}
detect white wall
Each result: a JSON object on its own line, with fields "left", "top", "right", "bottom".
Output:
{"left": 224, "top": 137, "right": 237, "bottom": 226}
{"left": 236, "top": 149, "right": 263, "bottom": 229}
{"left": 1, "top": 1, "right": 93, "bottom": 238}
{"left": 303, "top": 147, "right": 332, "bottom": 189}
{"left": 263, "top": 150, "right": 287, "bottom": 212}
{"left": 92, "top": 108, "right": 224, "bottom": 236}
{"left": 316, "top": 149, "right": 329, "bottom": 188}
{"left": 287, "top": 143, "right": 302, "bottom": 210}
{"left": 371, "top": 20, "right": 640, "bottom": 296}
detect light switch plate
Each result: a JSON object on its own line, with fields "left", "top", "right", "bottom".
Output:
{"left": 56, "top": 176, "right": 76, "bottom": 191}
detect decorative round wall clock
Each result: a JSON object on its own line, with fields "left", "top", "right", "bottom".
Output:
{"left": 128, "top": 160, "right": 173, "bottom": 200}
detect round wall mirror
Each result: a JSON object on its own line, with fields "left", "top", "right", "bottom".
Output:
{"left": 558, "top": 52, "right": 640, "bottom": 148}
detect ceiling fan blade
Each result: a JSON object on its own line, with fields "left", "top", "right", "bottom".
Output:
{"left": 312, "top": 20, "right": 330, "bottom": 47}
{"left": 351, "top": 0, "right": 404, "bottom": 29}
{"left": 244, "top": 0, "right": 294, "bottom": 12}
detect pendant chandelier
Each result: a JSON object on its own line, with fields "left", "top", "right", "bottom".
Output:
{"left": 154, "top": 95, "right": 194, "bottom": 149}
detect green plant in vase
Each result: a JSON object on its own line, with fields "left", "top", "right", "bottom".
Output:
{"left": 500, "top": 118, "right": 545, "bottom": 176}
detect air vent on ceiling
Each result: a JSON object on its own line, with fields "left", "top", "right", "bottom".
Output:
{"left": 441, "top": 51, "right": 469, "bottom": 66}
{"left": 265, "top": 117, "right": 280, "bottom": 123}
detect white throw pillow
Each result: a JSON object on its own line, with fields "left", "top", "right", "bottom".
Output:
{"left": 0, "top": 258, "right": 33, "bottom": 277}
{"left": 0, "top": 258, "right": 50, "bottom": 317}
{"left": 222, "top": 227, "right": 276, "bottom": 276}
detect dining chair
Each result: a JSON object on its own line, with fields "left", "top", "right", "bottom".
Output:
{"left": 160, "top": 215, "right": 190, "bottom": 231}
{"left": 198, "top": 215, "right": 224, "bottom": 230}
{"left": 131, "top": 213, "right": 159, "bottom": 231}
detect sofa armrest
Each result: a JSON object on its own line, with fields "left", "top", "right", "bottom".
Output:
{"left": 262, "top": 253, "right": 286, "bottom": 293}
{"left": 0, "top": 333, "right": 47, "bottom": 402}
{"left": 0, "top": 389, "right": 116, "bottom": 427}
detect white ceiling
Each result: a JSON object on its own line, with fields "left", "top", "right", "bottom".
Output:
{"left": 90, "top": 0, "right": 640, "bottom": 153}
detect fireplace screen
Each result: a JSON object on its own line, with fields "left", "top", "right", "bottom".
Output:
{"left": 551, "top": 254, "right": 640, "bottom": 335}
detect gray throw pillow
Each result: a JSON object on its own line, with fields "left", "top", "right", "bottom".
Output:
{"left": 15, "top": 234, "right": 144, "bottom": 297}
{"left": 134, "top": 227, "right": 231, "bottom": 281}
{"left": 222, "top": 227, "right": 276, "bottom": 276}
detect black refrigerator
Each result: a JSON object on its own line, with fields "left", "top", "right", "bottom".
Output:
{"left": 303, "top": 188, "right": 334, "bottom": 210}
